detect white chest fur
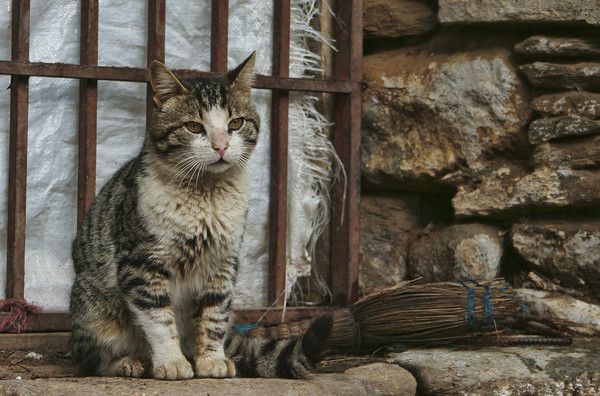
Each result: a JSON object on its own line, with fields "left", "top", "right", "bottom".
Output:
{"left": 137, "top": 168, "right": 249, "bottom": 271}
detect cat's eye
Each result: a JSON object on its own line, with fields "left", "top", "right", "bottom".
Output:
{"left": 228, "top": 117, "right": 244, "bottom": 131}
{"left": 185, "top": 121, "right": 204, "bottom": 134}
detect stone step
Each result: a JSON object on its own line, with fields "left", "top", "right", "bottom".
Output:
{"left": 519, "top": 62, "right": 600, "bottom": 90}
{"left": 389, "top": 339, "right": 600, "bottom": 395}
{"left": 528, "top": 115, "right": 600, "bottom": 144}
{"left": 0, "top": 363, "right": 417, "bottom": 396}
{"left": 531, "top": 92, "right": 600, "bottom": 119}
{"left": 515, "top": 36, "right": 600, "bottom": 58}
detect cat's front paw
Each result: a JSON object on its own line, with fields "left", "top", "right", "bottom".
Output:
{"left": 152, "top": 356, "right": 194, "bottom": 380}
{"left": 194, "top": 357, "right": 236, "bottom": 378}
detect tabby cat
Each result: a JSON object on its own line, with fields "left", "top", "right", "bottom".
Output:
{"left": 70, "top": 53, "right": 332, "bottom": 380}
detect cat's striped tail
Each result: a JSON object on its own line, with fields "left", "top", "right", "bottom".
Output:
{"left": 225, "top": 314, "right": 333, "bottom": 379}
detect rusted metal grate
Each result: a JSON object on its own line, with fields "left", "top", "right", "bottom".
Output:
{"left": 1, "top": 0, "right": 362, "bottom": 331}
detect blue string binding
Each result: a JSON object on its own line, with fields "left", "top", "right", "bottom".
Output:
{"left": 459, "top": 278, "right": 476, "bottom": 325}
{"left": 465, "top": 286, "right": 476, "bottom": 325}
{"left": 482, "top": 285, "right": 494, "bottom": 325}
{"left": 233, "top": 323, "right": 259, "bottom": 334}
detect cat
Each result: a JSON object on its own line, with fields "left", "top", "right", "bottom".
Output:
{"left": 69, "top": 53, "right": 332, "bottom": 380}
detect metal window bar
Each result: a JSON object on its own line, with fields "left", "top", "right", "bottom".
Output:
{"left": 268, "top": 0, "right": 291, "bottom": 307}
{"left": 0, "top": 0, "right": 362, "bottom": 331}
{"left": 6, "top": 0, "right": 29, "bottom": 301}
{"left": 77, "top": 0, "right": 98, "bottom": 227}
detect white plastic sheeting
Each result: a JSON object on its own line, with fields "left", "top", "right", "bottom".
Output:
{"left": 0, "top": 0, "right": 333, "bottom": 310}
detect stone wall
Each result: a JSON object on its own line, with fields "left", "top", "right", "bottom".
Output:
{"left": 360, "top": 0, "right": 600, "bottom": 336}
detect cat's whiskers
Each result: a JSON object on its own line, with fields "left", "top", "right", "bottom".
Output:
{"left": 236, "top": 153, "right": 277, "bottom": 185}
{"left": 186, "top": 159, "right": 205, "bottom": 191}
{"left": 170, "top": 157, "right": 201, "bottom": 185}
{"left": 178, "top": 159, "right": 203, "bottom": 189}
{"left": 170, "top": 150, "right": 198, "bottom": 161}
{"left": 169, "top": 155, "right": 196, "bottom": 181}
{"left": 194, "top": 162, "right": 207, "bottom": 191}
{"left": 236, "top": 155, "right": 256, "bottom": 175}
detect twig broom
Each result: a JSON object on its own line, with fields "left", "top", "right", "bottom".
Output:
{"left": 247, "top": 278, "right": 570, "bottom": 348}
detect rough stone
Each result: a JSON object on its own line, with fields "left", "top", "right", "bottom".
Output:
{"left": 438, "top": 0, "right": 600, "bottom": 26}
{"left": 408, "top": 224, "right": 503, "bottom": 281}
{"left": 364, "top": 0, "right": 436, "bottom": 38}
{"left": 362, "top": 47, "right": 528, "bottom": 191}
{"left": 389, "top": 339, "right": 600, "bottom": 395}
{"left": 453, "top": 167, "right": 600, "bottom": 219}
{"left": 344, "top": 363, "right": 417, "bottom": 395}
{"left": 519, "top": 62, "right": 600, "bottom": 90}
{"left": 515, "top": 36, "right": 600, "bottom": 58}
{"left": 517, "top": 288, "right": 600, "bottom": 335}
{"left": 531, "top": 92, "right": 600, "bottom": 119}
{"left": 528, "top": 115, "right": 600, "bottom": 144}
{"left": 0, "top": 363, "right": 417, "bottom": 396}
{"left": 533, "top": 135, "right": 600, "bottom": 169}
{"left": 512, "top": 221, "right": 600, "bottom": 298}
{"left": 359, "top": 194, "right": 419, "bottom": 295}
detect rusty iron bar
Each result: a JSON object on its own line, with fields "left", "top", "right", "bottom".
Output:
{"left": 329, "top": 0, "right": 362, "bottom": 306}
{"left": 0, "top": 61, "right": 356, "bottom": 93}
{"left": 77, "top": 0, "right": 99, "bottom": 227}
{"left": 6, "top": 0, "right": 30, "bottom": 300}
{"left": 0, "top": 61, "right": 148, "bottom": 81}
{"left": 210, "top": 0, "right": 229, "bottom": 73}
{"left": 9, "top": 307, "right": 335, "bottom": 333}
{"left": 253, "top": 75, "right": 356, "bottom": 93}
{"left": 267, "top": 0, "right": 291, "bottom": 306}
{"left": 146, "top": 0, "right": 166, "bottom": 132}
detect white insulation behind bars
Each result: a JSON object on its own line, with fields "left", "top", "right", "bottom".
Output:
{"left": 0, "top": 0, "right": 333, "bottom": 310}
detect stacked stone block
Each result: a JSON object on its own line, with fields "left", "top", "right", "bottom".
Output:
{"left": 359, "top": 0, "right": 600, "bottom": 339}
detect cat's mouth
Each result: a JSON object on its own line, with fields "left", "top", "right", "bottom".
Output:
{"left": 211, "top": 158, "right": 229, "bottom": 165}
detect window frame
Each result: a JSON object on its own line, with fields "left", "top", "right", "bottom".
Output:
{"left": 0, "top": 0, "right": 362, "bottom": 332}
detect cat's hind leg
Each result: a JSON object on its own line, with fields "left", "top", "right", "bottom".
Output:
{"left": 71, "top": 280, "right": 147, "bottom": 377}
{"left": 71, "top": 318, "right": 147, "bottom": 377}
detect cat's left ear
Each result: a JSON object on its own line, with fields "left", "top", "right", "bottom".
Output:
{"left": 227, "top": 52, "right": 256, "bottom": 92}
{"left": 149, "top": 60, "right": 189, "bottom": 106}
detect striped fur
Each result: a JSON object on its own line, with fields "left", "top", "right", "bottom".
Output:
{"left": 69, "top": 54, "right": 331, "bottom": 380}
{"left": 226, "top": 314, "right": 333, "bottom": 379}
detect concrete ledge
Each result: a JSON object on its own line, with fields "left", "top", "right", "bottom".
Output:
{"left": 0, "top": 363, "right": 416, "bottom": 396}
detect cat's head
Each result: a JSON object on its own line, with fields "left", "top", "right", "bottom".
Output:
{"left": 148, "top": 53, "right": 259, "bottom": 177}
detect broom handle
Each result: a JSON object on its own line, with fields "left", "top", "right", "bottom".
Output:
{"left": 472, "top": 335, "right": 573, "bottom": 346}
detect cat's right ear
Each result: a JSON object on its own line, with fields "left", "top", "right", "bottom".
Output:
{"left": 226, "top": 52, "right": 256, "bottom": 92}
{"left": 149, "top": 61, "right": 189, "bottom": 106}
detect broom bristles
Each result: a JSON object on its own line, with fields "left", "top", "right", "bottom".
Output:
{"left": 247, "top": 279, "right": 524, "bottom": 350}
{"left": 343, "top": 278, "right": 521, "bottom": 347}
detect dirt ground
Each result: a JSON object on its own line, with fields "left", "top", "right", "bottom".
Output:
{"left": 0, "top": 349, "right": 417, "bottom": 396}
{"left": 2, "top": 338, "right": 597, "bottom": 395}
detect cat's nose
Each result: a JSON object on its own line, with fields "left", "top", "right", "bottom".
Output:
{"left": 211, "top": 130, "right": 229, "bottom": 157}
{"left": 213, "top": 143, "right": 229, "bottom": 157}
